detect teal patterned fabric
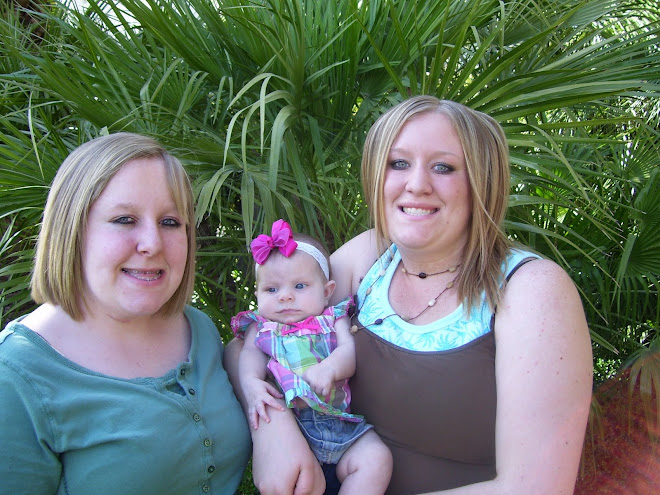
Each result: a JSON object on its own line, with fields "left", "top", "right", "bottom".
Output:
{"left": 355, "top": 245, "right": 540, "bottom": 351}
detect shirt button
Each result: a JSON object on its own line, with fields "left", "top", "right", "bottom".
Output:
{"left": 204, "top": 438, "right": 212, "bottom": 447}
{"left": 202, "top": 484, "right": 210, "bottom": 493}
{"left": 207, "top": 465, "right": 215, "bottom": 473}
{"left": 193, "top": 413, "right": 201, "bottom": 422}
{"left": 188, "top": 388, "right": 196, "bottom": 395}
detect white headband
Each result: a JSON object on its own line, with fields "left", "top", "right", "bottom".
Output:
{"left": 253, "top": 241, "right": 330, "bottom": 279}
{"left": 295, "top": 242, "right": 330, "bottom": 279}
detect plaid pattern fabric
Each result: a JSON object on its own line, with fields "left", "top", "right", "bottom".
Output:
{"left": 231, "top": 298, "right": 362, "bottom": 421}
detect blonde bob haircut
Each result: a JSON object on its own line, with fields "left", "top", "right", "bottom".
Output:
{"left": 31, "top": 132, "right": 196, "bottom": 321}
{"left": 361, "top": 96, "right": 511, "bottom": 311}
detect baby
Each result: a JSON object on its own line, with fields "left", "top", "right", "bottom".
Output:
{"left": 232, "top": 219, "right": 392, "bottom": 494}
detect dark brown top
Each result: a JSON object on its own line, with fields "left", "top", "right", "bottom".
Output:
{"left": 350, "top": 328, "right": 497, "bottom": 494}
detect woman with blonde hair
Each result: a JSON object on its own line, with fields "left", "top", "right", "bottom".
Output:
{"left": 0, "top": 133, "right": 251, "bottom": 495}
{"left": 238, "top": 96, "right": 592, "bottom": 495}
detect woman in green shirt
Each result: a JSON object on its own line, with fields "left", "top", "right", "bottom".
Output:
{"left": 0, "top": 133, "right": 251, "bottom": 495}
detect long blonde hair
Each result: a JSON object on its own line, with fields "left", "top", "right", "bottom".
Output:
{"left": 361, "top": 96, "right": 511, "bottom": 310}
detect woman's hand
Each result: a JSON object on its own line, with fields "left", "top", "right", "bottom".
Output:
{"left": 224, "top": 337, "right": 325, "bottom": 494}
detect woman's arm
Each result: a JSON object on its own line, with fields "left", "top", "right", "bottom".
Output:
{"left": 224, "top": 337, "right": 325, "bottom": 495}
{"left": 421, "top": 259, "right": 593, "bottom": 495}
{"left": 329, "top": 229, "right": 380, "bottom": 305}
{"left": 250, "top": 406, "right": 326, "bottom": 495}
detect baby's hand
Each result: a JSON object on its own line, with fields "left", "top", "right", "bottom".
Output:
{"left": 242, "top": 376, "right": 285, "bottom": 430}
{"left": 302, "top": 363, "right": 335, "bottom": 399}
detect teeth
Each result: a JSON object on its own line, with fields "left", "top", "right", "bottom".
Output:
{"left": 402, "top": 207, "right": 435, "bottom": 216}
{"left": 123, "top": 269, "right": 162, "bottom": 281}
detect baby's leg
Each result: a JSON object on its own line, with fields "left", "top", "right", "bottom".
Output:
{"left": 336, "top": 430, "right": 392, "bottom": 495}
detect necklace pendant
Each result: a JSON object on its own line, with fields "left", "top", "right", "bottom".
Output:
{"left": 401, "top": 262, "right": 461, "bottom": 279}
{"left": 350, "top": 325, "right": 359, "bottom": 334}
{"left": 428, "top": 299, "right": 436, "bottom": 307}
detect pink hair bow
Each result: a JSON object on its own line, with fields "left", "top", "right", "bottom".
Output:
{"left": 250, "top": 219, "right": 298, "bottom": 265}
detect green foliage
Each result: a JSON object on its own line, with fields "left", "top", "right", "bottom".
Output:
{"left": 1, "top": 0, "right": 659, "bottom": 421}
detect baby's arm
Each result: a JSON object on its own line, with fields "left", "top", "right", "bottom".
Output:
{"left": 239, "top": 323, "right": 285, "bottom": 430}
{"left": 302, "top": 316, "right": 356, "bottom": 398}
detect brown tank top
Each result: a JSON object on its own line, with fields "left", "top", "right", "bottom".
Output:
{"left": 349, "top": 258, "right": 535, "bottom": 494}
{"left": 350, "top": 328, "right": 496, "bottom": 494}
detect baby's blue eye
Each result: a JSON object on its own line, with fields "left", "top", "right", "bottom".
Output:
{"left": 266, "top": 287, "right": 277, "bottom": 293}
{"left": 295, "top": 283, "right": 306, "bottom": 289}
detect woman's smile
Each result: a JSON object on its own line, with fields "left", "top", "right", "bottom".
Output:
{"left": 121, "top": 268, "right": 165, "bottom": 282}
{"left": 400, "top": 206, "right": 438, "bottom": 216}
